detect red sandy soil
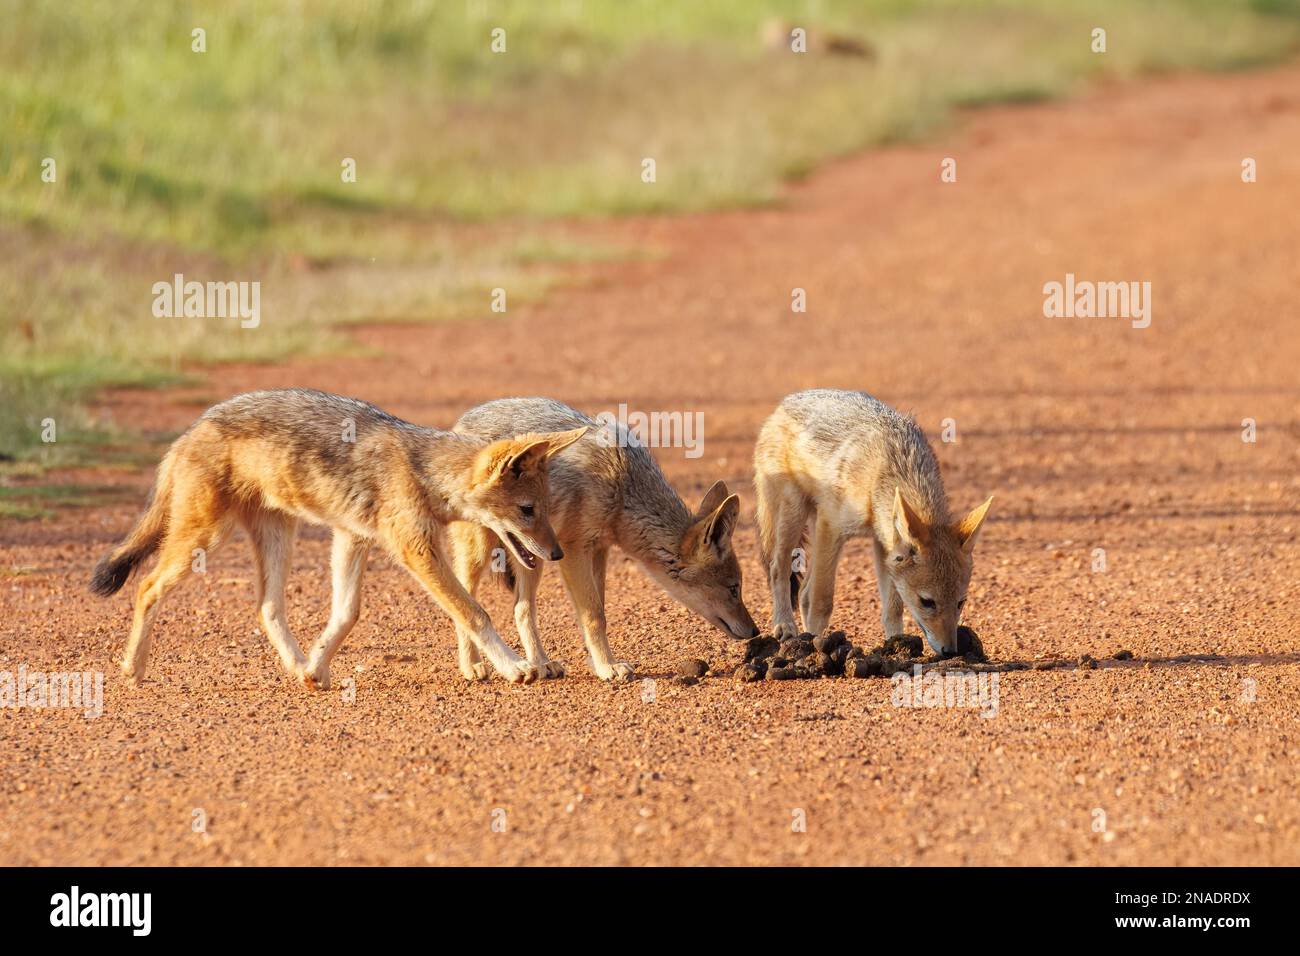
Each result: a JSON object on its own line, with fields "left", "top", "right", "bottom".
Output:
{"left": 2, "top": 65, "right": 1299, "bottom": 866}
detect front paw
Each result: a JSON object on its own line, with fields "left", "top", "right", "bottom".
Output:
{"left": 533, "top": 659, "right": 566, "bottom": 679}
{"left": 300, "top": 661, "right": 331, "bottom": 691}
{"left": 611, "top": 661, "right": 635, "bottom": 681}
{"left": 120, "top": 660, "right": 145, "bottom": 687}
{"left": 499, "top": 658, "right": 539, "bottom": 684}
{"left": 594, "top": 660, "right": 635, "bottom": 681}
{"left": 772, "top": 621, "right": 799, "bottom": 641}
{"left": 460, "top": 660, "right": 490, "bottom": 681}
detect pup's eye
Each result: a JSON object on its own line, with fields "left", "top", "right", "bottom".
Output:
{"left": 919, "top": 597, "right": 936, "bottom": 611}
{"left": 728, "top": 584, "right": 740, "bottom": 598}
{"left": 519, "top": 504, "right": 535, "bottom": 518}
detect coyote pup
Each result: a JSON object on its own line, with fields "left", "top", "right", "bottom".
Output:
{"left": 754, "top": 389, "right": 993, "bottom": 656}
{"left": 90, "top": 389, "right": 585, "bottom": 687}
{"left": 447, "top": 398, "right": 759, "bottom": 681}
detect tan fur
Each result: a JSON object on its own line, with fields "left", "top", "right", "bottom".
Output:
{"left": 90, "top": 389, "right": 586, "bottom": 687}
{"left": 448, "top": 398, "right": 757, "bottom": 682}
{"left": 754, "top": 389, "right": 993, "bottom": 654}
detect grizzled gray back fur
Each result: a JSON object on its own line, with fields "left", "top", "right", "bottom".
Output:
{"left": 777, "top": 388, "right": 948, "bottom": 522}
{"left": 454, "top": 397, "right": 696, "bottom": 554}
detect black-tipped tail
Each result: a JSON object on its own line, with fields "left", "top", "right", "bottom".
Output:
{"left": 88, "top": 470, "right": 169, "bottom": 596}
{"left": 89, "top": 550, "right": 146, "bottom": 597}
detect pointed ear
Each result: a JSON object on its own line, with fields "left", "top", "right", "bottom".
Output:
{"left": 539, "top": 426, "right": 589, "bottom": 460}
{"left": 487, "top": 426, "right": 589, "bottom": 482}
{"left": 892, "top": 487, "right": 930, "bottom": 549}
{"left": 954, "top": 495, "right": 993, "bottom": 554}
{"left": 501, "top": 436, "right": 552, "bottom": 479}
{"left": 701, "top": 494, "right": 740, "bottom": 554}
{"left": 696, "top": 479, "right": 730, "bottom": 518}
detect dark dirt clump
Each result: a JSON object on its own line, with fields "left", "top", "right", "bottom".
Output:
{"left": 845, "top": 654, "right": 885, "bottom": 679}
{"left": 814, "top": 631, "right": 848, "bottom": 654}
{"left": 676, "top": 658, "right": 709, "bottom": 678}
{"left": 733, "top": 626, "right": 1000, "bottom": 682}
{"left": 956, "top": 625, "right": 984, "bottom": 660}
{"left": 734, "top": 663, "right": 764, "bottom": 683}
{"left": 779, "top": 638, "right": 815, "bottom": 661}
{"left": 880, "top": 634, "right": 924, "bottom": 658}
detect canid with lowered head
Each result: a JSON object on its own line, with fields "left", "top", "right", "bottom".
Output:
{"left": 447, "top": 397, "right": 758, "bottom": 681}
{"left": 753, "top": 388, "right": 992, "bottom": 656}
{"left": 89, "top": 388, "right": 585, "bottom": 687}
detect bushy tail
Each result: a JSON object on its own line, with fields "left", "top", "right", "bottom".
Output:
{"left": 89, "top": 453, "right": 174, "bottom": 597}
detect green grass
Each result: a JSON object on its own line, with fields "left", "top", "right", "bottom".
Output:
{"left": 1, "top": 0, "right": 1298, "bottom": 467}
{"left": 0, "top": 483, "right": 135, "bottom": 520}
{"left": 4, "top": 0, "right": 1296, "bottom": 244}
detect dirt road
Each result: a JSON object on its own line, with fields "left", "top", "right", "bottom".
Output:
{"left": 3, "top": 65, "right": 1299, "bottom": 865}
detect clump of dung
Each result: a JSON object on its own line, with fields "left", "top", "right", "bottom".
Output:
{"left": 735, "top": 626, "right": 988, "bottom": 682}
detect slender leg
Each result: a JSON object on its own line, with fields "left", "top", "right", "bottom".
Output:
{"left": 122, "top": 503, "right": 230, "bottom": 684}
{"left": 513, "top": 563, "right": 563, "bottom": 678}
{"left": 803, "top": 514, "right": 846, "bottom": 636}
{"left": 247, "top": 512, "right": 307, "bottom": 678}
{"left": 386, "top": 525, "right": 537, "bottom": 684}
{"left": 448, "top": 521, "right": 492, "bottom": 681}
{"left": 122, "top": 536, "right": 215, "bottom": 683}
{"left": 871, "top": 537, "right": 905, "bottom": 638}
{"left": 301, "top": 529, "right": 370, "bottom": 690}
{"left": 559, "top": 547, "right": 633, "bottom": 681}
{"left": 797, "top": 516, "right": 815, "bottom": 628}
{"left": 761, "top": 478, "right": 810, "bottom": 640}
{"left": 591, "top": 546, "right": 608, "bottom": 606}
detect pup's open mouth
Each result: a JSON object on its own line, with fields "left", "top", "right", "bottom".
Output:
{"left": 505, "top": 532, "right": 538, "bottom": 570}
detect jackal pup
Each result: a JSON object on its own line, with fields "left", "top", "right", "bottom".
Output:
{"left": 448, "top": 398, "right": 758, "bottom": 681}
{"left": 754, "top": 389, "right": 993, "bottom": 656}
{"left": 89, "top": 389, "right": 585, "bottom": 687}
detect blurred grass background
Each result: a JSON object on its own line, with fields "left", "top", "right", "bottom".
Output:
{"left": 2, "top": 0, "right": 1299, "bottom": 473}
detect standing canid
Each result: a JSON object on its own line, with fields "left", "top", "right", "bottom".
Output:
{"left": 89, "top": 389, "right": 586, "bottom": 687}
{"left": 446, "top": 398, "right": 759, "bottom": 681}
{"left": 754, "top": 389, "right": 993, "bottom": 656}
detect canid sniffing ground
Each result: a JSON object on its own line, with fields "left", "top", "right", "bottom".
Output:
{"left": 89, "top": 388, "right": 585, "bottom": 687}
{"left": 448, "top": 397, "right": 757, "bottom": 682}
{"left": 755, "top": 389, "right": 992, "bottom": 655}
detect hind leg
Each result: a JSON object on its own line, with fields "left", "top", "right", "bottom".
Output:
{"left": 245, "top": 511, "right": 306, "bottom": 679}
{"left": 121, "top": 545, "right": 197, "bottom": 684}
{"left": 121, "top": 516, "right": 230, "bottom": 685}
{"left": 301, "top": 529, "right": 370, "bottom": 690}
